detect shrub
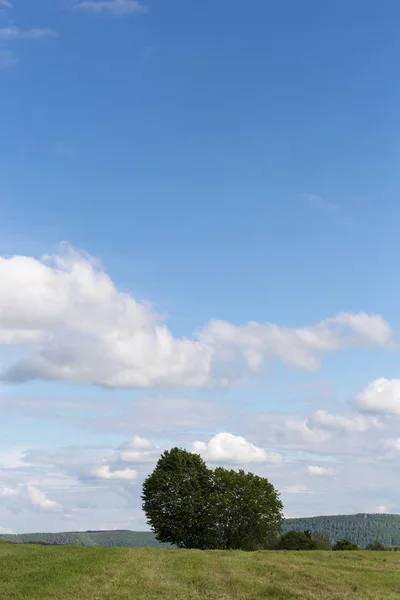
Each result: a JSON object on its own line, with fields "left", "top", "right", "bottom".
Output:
{"left": 312, "top": 531, "right": 332, "bottom": 550}
{"left": 332, "top": 539, "right": 359, "bottom": 551}
{"left": 276, "top": 530, "right": 318, "bottom": 550}
{"left": 366, "top": 540, "right": 386, "bottom": 551}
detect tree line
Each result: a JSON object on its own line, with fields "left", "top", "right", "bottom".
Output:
{"left": 282, "top": 514, "right": 400, "bottom": 548}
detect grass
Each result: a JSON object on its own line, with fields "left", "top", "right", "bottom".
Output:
{"left": 0, "top": 545, "right": 400, "bottom": 599}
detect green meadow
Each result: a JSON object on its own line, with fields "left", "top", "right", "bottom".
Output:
{"left": 0, "top": 544, "right": 399, "bottom": 600}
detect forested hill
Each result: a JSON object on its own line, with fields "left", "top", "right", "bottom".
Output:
{"left": 283, "top": 514, "right": 400, "bottom": 548}
{"left": 0, "top": 530, "right": 171, "bottom": 548}
{"left": 1, "top": 514, "right": 400, "bottom": 548}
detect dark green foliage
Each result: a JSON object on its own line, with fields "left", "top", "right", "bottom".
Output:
{"left": 312, "top": 531, "right": 332, "bottom": 550}
{"left": 142, "top": 447, "right": 283, "bottom": 550}
{"left": 333, "top": 539, "right": 359, "bottom": 551}
{"left": 142, "top": 448, "right": 215, "bottom": 549}
{"left": 283, "top": 514, "right": 400, "bottom": 548}
{"left": 211, "top": 468, "right": 283, "bottom": 550}
{"left": 366, "top": 540, "right": 386, "bottom": 551}
{"left": 276, "top": 530, "right": 318, "bottom": 550}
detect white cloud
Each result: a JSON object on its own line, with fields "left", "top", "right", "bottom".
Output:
{"left": 199, "top": 311, "right": 392, "bottom": 376}
{"left": 311, "top": 410, "right": 380, "bottom": 433}
{"left": 91, "top": 465, "right": 137, "bottom": 480}
{"left": 192, "top": 432, "right": 283, "bottom": 464}
{"left": 375, "top": 505, "right": 388, "bottom": 514}
{"left": 0, "top": 27, "right": 58, "bottom": 41}
{"left": 73, "top": 0, "right": 145, "bottom": 15}
{"left": 125, "top": 435, "right": 152, "bottom": 451}
{"left": 0, "top": 247, "right": 393, "bottom": 390}
{"left": 118, "top": 435, "right": 159, "bottom": 463}
{"left": 261, "top": 413, "right": 332, "bottom": 447}
{"left": 27, "top": 486, "right": 61, "bottom": 512}
{"left": 0, "top": 526, "right": 13, "bottom": 534}
{"left": 386, "top": 438, "right": 400, "bottom": 452}
{"left": 307, "top": 466, "right": 335, "bottom": 476}
{"left": 0, "top": 487, "right": 18, "bottom": 497}
{"left": 353, "top": 378, "right": 400, "bottom": 415}
{"left": 283, "top": 485, "right": 312, "bottom": 494}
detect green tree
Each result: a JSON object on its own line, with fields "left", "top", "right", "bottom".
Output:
{"left": 276, "top": 530, "right": 318, "bottom": 550}
{"left": 211, "top": 468, "right": 283, "bottom": 550}
{"left": 312, "top": 531, "right": 332, "bottom": 550}
{"left": 332, "top": 539, "right": 359, "bottom": 551}
{"left": 366, "top": 540, "right": 386, "bottom": 551}
{"left": 142, "top": 448, "right": 214, "bottom": 549}
{"left": 142, "top": 448, "right": 283, "bottom": 550}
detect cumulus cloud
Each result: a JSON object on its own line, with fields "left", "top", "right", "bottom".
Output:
{"left": 192, "top": 432, "right": 283, "bottom": 464}
{"left": 199, "top": 312, "right": 392, "bottom": 379}
{"left": 310, "top": 410, "right": 380, "bottom": 433}
{"left": 21, "top": 434, "right": 158, "bottom": 486}
{"left": 242, "top": 402, "right": 386, "bottom": 456}
{"left": 73, "top": 0, "right": 145, "bottom": 15}
{"left": 118, "top": 435, "right": 160, "bottom": 463}
{"left": 0, "top": 487, "right": 18, "bottom": 497}
{"left": 0, "top": 27, "right": 58, "bottom": 40}
{"left": 353, "top": 378, "right": 400, "bottom": 415}
{"left": 91, "top": 465, "right": 137, "bottom": 481}
{"left": 307, "top": 466, "right": 335, "bottom": 476}
{"left": 0, "top": 247, "right": 393, "bottom": 390}
{"left": 27, "top": 486, "right": 61, "bottom": 512}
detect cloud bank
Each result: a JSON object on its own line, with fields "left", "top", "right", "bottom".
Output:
{"left": 0, "top": 247, "right": 393, "bottom": 390}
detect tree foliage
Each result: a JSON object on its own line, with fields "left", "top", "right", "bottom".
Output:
{"left": 211, "top": 468, "right": 284, "bottom": 550}
{"left": 333, "top": 539, "right": 359, "bottom": 551}
{"left": 366, "top": 540, "right": 386, "bottom": 551}
{"left": 276, "top": 530, "right": 318, "bottom": 550}
{"left": 142, "top": 448, "right": 214, "bottom": 549}
{"left": 312, "top": 531, "right": 332, "bottom": 550}
{"left": 283, "top": 514, "right": 400, "bottom": 548}
{"left": 142, "top": 447, "right": 283, "bottom": 550}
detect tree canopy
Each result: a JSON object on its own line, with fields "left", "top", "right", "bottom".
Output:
{"left": 141, "top": 448, "right": 214, "bottom": 549}
{"left": 276, "top": 530, "right": 318, "bottom": 550}
{"left": 211, "top": 467, "right": 284, "bottom": 550}
{"left": 142, "top": 447, "right": 283, "bottom": 550}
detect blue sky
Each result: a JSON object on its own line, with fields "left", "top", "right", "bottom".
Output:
{"left": 1, "top": 0, "right": 400, "bottom": 533}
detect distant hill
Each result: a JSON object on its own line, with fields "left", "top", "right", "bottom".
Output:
{"left": 1, "top": 514, "right": 400, "bottom": 549}
{"left": 283, "top": 514, "right": 400, "bottom": 548}
{"left": 0, "top": 530, "right": 171, "bottom": 548}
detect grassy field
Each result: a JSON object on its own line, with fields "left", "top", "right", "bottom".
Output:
{"left": 0, "top": 545, "right": 399, "bottom": 600}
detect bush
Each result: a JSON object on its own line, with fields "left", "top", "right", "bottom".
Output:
{"left": 312, "top": 531, "right": 332, "bottom": 550}
{"left": 332, "top": 539, "right": 359, "bottom": 551}
{"left": 276, "top": 530, "right": 318, "bottom": 550}
{"left": 366, "top": 540, "right": 386, "bottom": 551}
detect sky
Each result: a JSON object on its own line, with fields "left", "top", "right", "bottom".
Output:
{"left": 1, "top": 0, "right": 400, "bottom": 534}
